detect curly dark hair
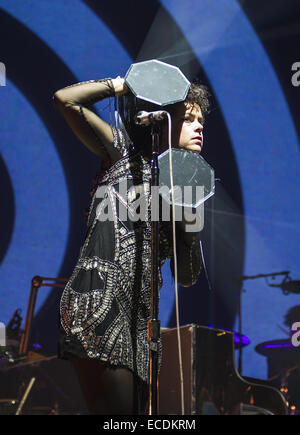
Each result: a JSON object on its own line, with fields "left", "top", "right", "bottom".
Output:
{"left": 184, "top": 82, "right": 211, "bottom": 115}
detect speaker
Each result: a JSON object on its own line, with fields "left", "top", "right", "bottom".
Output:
{"left": 159, "top": 325, "right": 198, "bottom": 415}
{"left": 158, "top": 324, "right": 288, "bottom": 415}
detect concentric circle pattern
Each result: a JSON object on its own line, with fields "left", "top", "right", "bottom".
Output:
{"left": 0, "top": 0, "right": 299, "bottom": 380}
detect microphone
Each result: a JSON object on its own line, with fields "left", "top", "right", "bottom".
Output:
{"left": 135, "top": 110, "right": 168, "bottom": 126}
{"left": 241, "top": 271, "right": 290, "bottom": 280}
{"left": 268, "top": 280, "right": 300, "bottom": 294}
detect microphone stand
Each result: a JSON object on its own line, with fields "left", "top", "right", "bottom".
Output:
{"left": 237, "top": 285, "right": 243, "bottom": 374}
{"left": 237, "top": 271, "right": 291, "bottom": 374}
{"left": 147, "top": 122, "right": 161, "bottom": 415}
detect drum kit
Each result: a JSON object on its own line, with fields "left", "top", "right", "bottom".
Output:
{"left": 241, "top": 272, "right": 300, "bottom": 415}
{"left": 255, "top": 340, "right": 300, "bottom": 415}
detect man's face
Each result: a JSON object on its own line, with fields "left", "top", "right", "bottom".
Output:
{"left": 173, "top": 102, "right": 204, "bottom": 153}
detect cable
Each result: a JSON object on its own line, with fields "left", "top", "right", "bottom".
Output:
{"left": 166, "top": 113, "right": 185, "bottom": 415}
{"left": 15, "top": 377, "right": 36, "bottom": 415}
{"left": 200, "top": 240, "right": 213, "bottom": 293}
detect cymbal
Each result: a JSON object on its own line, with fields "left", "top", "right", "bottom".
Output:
{"left": 255, "top": 339, "right": 300, "bottom": 358}
{"left": 219, "top": 329, "right": 251, "bottom": 348}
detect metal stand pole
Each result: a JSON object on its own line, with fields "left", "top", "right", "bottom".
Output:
{"left": 238, "top": 287, "right": 243, "bottom": 374}
{"left": 19, "top": 276, "right": 68, "bottom": 356}
{"left": 148, "top": 123, "right": 161, "bottom": 415}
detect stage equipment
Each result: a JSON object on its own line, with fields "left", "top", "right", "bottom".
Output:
{"left": 256, "top": 339, "right": 300, "bottom": 415}
{"left": 0, "top": 276, "right": 89, "bottom": 415}
{"left": 158, "top": 148, "right": 215, "bottom": 209}
{"left": 159, "top": 325, "right": 288, "bottom": 415}
{"left": 242, "top": 271, "right": 300, "bottom": 295}
{"left": 0, "top": 355, "right": 89, "bottom": 415}
{"left": 125, "top": 59, "right": 215, "bottom": 415}
{"left": 19, "top": 276, "right": 68, "bottom": 356}
{"left": 7, "top": 309, "right": 22, "bottom": 339}
{"left": 135, "top": 110, "right": 168, "bottom": 126}
{"left": 125, "top": 59, "right": 191, "bottom": 416}
{"left": 237, "top": 271, "right": 298, "bottom": 374}
{"left": 268, "top": 279, "right": 300, "bottom": 295}
{"left": 0, "top": 309, "right": 24, "bottom": 364}
{"left": 15, "top": 377, "right": 35, "bottom": 415}
{"left": 222, "top": 329, "right": 250, "bottom": 348}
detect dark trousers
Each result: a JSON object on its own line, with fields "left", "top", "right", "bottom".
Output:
{"left": 71, "top": 357, "right": 149, "bottom": 415}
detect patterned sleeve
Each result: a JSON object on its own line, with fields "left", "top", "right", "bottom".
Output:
{"left": 53, "top": 79, "right": 124, "bottom": 162}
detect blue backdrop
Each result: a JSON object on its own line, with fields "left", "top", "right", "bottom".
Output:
{"left": 1, "top": 0, "right": 300, "bottom": 382}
